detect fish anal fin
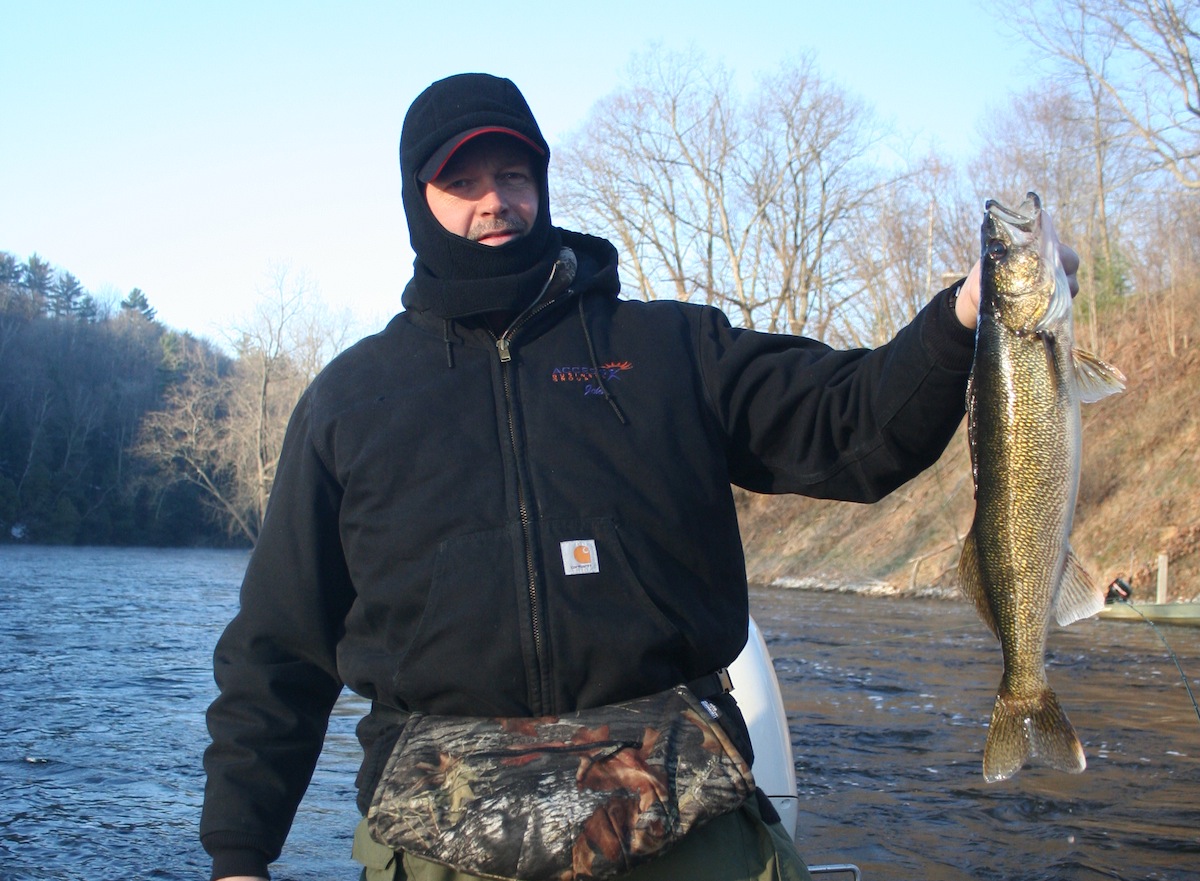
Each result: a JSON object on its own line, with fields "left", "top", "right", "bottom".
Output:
{"left": 983, "top": 688, "right": 1085, "bottom": 783}
{"left": 1053, "top": 549, "right": 1106, "bottom": 626}
{"left": 958, "top": 529, "right": 999, "bottom": 640}
{"left": 1072, "top": 347, "right": 1126, "bottom": 403}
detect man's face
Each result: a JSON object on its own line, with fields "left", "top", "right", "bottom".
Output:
{"left": 424, "top": 135, "right": 539, "bottom": 246}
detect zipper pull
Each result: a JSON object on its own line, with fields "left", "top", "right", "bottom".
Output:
{"left": 497, "top": 336, "right": 512, "bottom": 362}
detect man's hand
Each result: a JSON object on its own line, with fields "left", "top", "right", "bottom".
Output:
{"left": 954, "top": 243, "right": 1080, "bottom": 331}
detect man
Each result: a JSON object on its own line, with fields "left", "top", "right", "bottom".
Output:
{"left": 200, "top": 72, "right": 1052, "bottom": 881}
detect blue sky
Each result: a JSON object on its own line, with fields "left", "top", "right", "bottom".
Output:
{"left": 2, "top": 1, "right": 1041, "bottom": 339}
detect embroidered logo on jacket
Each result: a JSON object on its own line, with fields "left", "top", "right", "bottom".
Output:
{"left": 551, "top": 361, "right": 632, "bottom": 397}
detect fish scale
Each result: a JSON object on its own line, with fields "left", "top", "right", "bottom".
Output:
{"left": 958, "top": 192, "right": 1125, "bottom": 782}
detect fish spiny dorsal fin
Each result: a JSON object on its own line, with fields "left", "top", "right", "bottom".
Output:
{"left": 1053, "top": 549, "right": 1106, "bottom": 626}
{"left": 1072, "top": 348, "right": 1127, "bottom": 403}
{"left": 958, "top": 529, "right": 1000, "bottom": 640}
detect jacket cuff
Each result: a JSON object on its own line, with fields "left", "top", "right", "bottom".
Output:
{"left": 922, "top": 280, "right": 976, "bottom": 370}
{"left": 208, "top": 845, "right": 271, "bottom": 880}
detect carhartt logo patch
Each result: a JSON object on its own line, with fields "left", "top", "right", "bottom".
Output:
{"left": 560, "top": 539, "right": 600, "bottom": 575}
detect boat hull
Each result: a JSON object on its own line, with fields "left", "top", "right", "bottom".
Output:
{"left": 1098, "top": 602, "right": 1200, "bottom": 626}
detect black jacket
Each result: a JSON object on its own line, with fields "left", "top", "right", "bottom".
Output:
{"left": 200, "top": 229, "right": 975, "bottom": 877}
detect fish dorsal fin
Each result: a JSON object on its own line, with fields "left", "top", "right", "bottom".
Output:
{"left": 958, "top": 529, "right": 1000, "bottom": 640}
{"left": 1072, "top": 348, "right": 1126, "bottom": 403}
{"left": 1053, "top": 549, "right": 1106, "bottom": 626}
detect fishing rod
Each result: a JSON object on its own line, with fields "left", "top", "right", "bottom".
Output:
{"left": 1112, "top": 598, "right": 1200, "bottom": 727}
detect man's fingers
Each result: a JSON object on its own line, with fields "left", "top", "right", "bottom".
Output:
{"left": 1059, "top": 243, "right": 1080, "bottom": 297}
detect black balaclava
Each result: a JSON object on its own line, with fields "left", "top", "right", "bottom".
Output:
{"left": 400, "top": 73, "right": 562, "bottom": 320}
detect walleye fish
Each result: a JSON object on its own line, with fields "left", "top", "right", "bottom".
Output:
{"left": 959, "top": 192, "right": 1125, "bottom": 783}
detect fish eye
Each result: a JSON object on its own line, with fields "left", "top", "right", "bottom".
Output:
{"left": 986, "top": 239, "right": 1008, "bottom": 261}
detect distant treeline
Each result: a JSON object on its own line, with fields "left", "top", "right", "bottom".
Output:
{"left": 0, "top": 252, "right": 240, "bottom": 546}
{"left": 1, "top": 251, "right": 352, "bottom": 548}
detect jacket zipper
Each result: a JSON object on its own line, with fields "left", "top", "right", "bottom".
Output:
{"left": 493, "top": 264, "right": 567, "bottom": 713}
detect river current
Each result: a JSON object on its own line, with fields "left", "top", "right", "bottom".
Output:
{"left": 1, "top": 546, "right": 1197, "bottom": 880}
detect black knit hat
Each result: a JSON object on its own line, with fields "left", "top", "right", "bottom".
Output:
{"left": 399, "top": 73, "right": 560, "bottom": 318}
{"left": 401, "top": 74, "right": 550, "bottom": 183}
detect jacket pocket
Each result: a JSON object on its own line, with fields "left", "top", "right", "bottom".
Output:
{"left": 391, "top": 525, "right": 531, "bottom": 715}
{"left": 539, "top": 517, "right": 699, "bottom": 709}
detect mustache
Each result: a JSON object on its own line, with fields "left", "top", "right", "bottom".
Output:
{"left": 468, "top": 217, "right": 528, "bottom": 242}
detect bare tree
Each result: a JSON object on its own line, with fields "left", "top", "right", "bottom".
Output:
{"left": 223, "top": 268, "right": 354, "bottom": 536}
{"left": 138, "top": 268, "right": 353, "bottom": 543}
{"left": 966, "top": 80, "right": 1143, "bottom": 349}
{"left": 555, "top": 48, "right": 733, "bottom": 306}
{"left": 844, "top": 156, "right": 969, "bottom": 347}
{"left": 137, "top": 340, "right": 254, "bottom": 540}
{"left": 554, "top": 48, "right": 886, "bottom": 335}
{"left": 1018, "top": 0, "right": 1200, "bottom": 190}
{"left": 746, "top": 60, "right": 885, "bottom": 338}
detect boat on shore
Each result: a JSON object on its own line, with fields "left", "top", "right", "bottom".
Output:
{"left": 1097, "top": 601, "right": 1200, "bottom": 626}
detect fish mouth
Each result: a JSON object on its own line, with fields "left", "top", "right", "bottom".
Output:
{"left": 985, "top": 192, "right": 1042, "bottom": 233}
{"left": 980, "top": 190, "right": 1065, "bottom": 332}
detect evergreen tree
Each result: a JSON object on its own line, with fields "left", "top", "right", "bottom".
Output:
{"left": 0, "top": 252, "right": 22, "bottom": 313}
{"left": 0, "top": 253, "right": 21, "bottom": 287}
{"left": 50, "top": 271, "right": 84, "bottom": 318}
{"left": 75, "top": 294, "right": 102, "bottom": 322}
{"left": 21, "top": 255, "right": 54, "bottom": 316}
{"left": 120, "top": 287, "right": 157, "bottom": 321}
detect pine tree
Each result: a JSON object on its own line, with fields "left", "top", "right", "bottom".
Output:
{"left": 120, "top": 288, "right": 157, "bottom": 321}
{"left": 50, "top": 272, "right": 84, "bottom": 318}
{"left": 21, "top": 254, "right": 54, "bottom": 316}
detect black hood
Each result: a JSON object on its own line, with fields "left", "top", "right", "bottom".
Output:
{"left": 399, "top": 73, "right": 560, "bottom": 319}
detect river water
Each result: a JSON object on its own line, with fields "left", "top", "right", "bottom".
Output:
{"left": 0, "top": 546, "right": 1197, "bottom": 880}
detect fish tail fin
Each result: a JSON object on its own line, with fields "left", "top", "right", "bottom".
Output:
{"left": 983, "top": 687, "right": 1086, "bottom": 783}
{"left": 1053, "top": 549, "right": 1106, "bottom": 626}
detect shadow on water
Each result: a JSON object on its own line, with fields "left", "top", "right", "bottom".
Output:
{"left": 1, "top": 547, "right": 1197, "bottom": 880}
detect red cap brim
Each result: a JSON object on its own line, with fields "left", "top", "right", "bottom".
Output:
{"left": 418, "top": 126, "right": 545, "bottom": 183}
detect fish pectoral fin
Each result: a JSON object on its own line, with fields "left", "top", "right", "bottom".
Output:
{"left": 958, "top": 529, "right": 999, "bottom": 640}
{"left": 1053, "top": 549, "right": 1106, "bottom": 626}
{"left": 983, "top": 688, "right": 1086, "bottom": 783}
{"left": 1071, "top": 347, "right": 1126, "bottom": 403}
{"left": 1033, "top": 263, "right": 1075, "bottom": 335}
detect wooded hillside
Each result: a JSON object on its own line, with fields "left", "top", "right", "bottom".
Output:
{"left": 736, "top": 281, "right": 1200, "bottom": 600}
{"left": 0, "top": 256, "right": 346, "bottom": 546}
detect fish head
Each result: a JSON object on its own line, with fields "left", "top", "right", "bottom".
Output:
{"left": 980, "top": 192, "right": 1068, "bottom": 334}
